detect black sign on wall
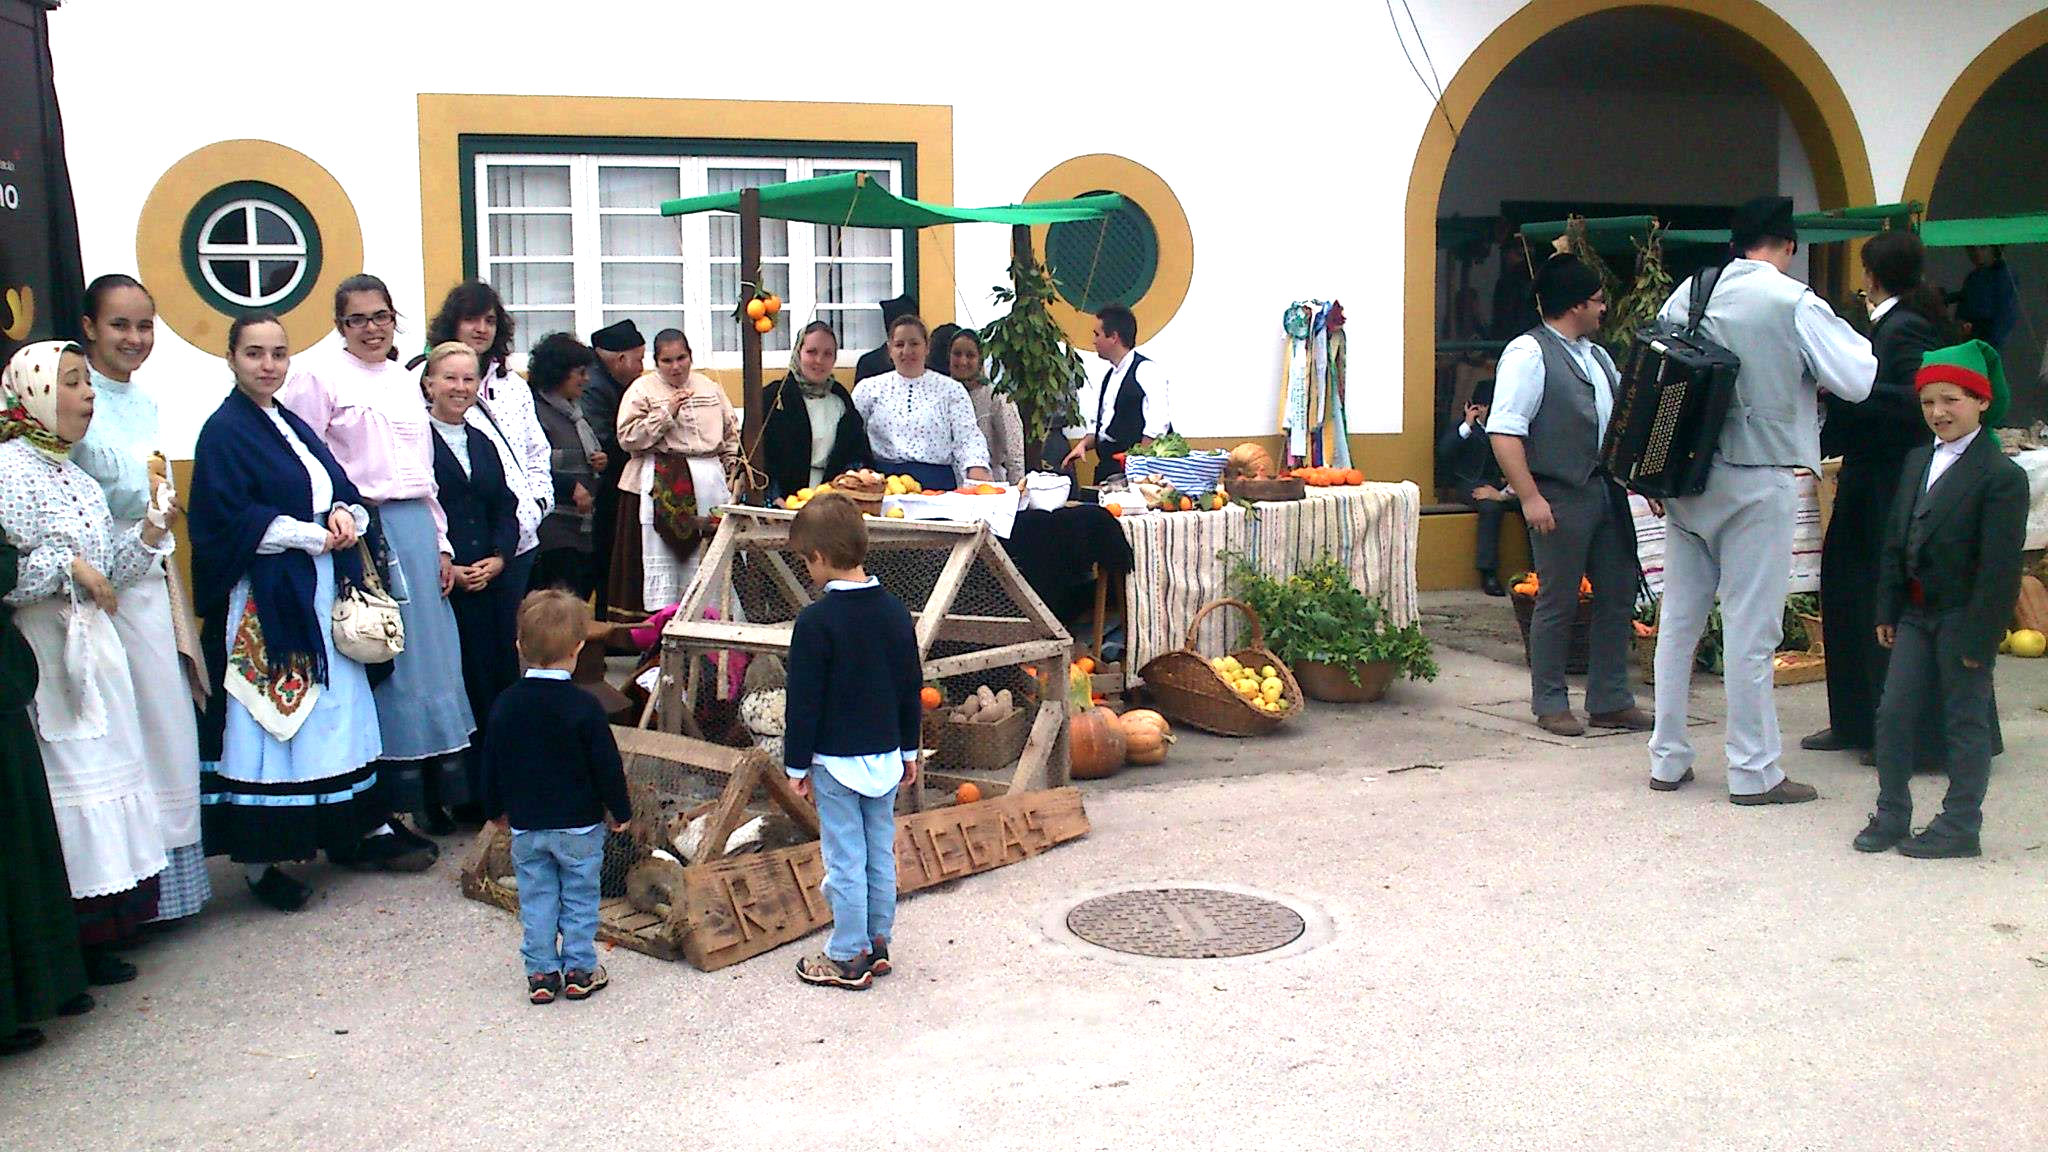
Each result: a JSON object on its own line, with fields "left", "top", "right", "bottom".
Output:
{"left": 0, "top": 0, "right": 85, "bottom": 365}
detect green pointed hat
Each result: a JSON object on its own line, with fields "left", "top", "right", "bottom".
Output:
{"left": 1915, "top": 339, "right": 2008, "bottom": 427}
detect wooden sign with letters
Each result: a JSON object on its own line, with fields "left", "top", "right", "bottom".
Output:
{"left": 681, "top": 787, "right": 1089, "bottom": 971}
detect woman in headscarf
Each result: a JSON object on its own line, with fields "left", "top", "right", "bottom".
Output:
{"left": 611, "top": 328, "right": 744, "bottom": 613}
{"left": 947, "top": 328, "right": 1026, "bottom": 484}
{"left": 423, "top": 342, "right": 520, "bottom": 828}
{"left": 0, "top": 535, "right": 93, "bottom": 1056}
{"left": 0, "top": 340, "right": 170, "bottom": 985}
{"left": 278, "top": 274, "right": 469, "bottom": 853}
{"left": 759, "top": 320, "right": 870, "bottom": 500}
{"left": 67, "top": 274, "right": 210, "bottom": 926}
{"left": 188, "top": 312, "right": 399, "bottom": 911}
{"left": 851, "top": 314, "right": 992, "bottom": 493}
{"left": 526, "top": 333, "right": 605, "bottom": 598}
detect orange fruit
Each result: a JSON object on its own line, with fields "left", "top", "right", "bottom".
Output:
{"left": 955, "top": 782, "right": 982, "bottom": 805}
{"left": 745, "top": 298, "right": 768, "bottom": 320}
{"left": 1179, "top": 497, "right": 1193, "bottom": 511}
{"left": 919, "top": 685, "right": 942, "bottom": 711}
{"left": 1344, "top": 468, "right": 1364, "bottom": 485}
{"left": 1106, "top": 503, "right": 1123, "bottom": 518}
{"left": 764, "top": 294, "right": 782, "bottom": 315}
{"left": 1075, "top": 656, "right": 1096, "bottom": 674}
{"left": 753, "top": 315, "right": 774, "bottom": 333}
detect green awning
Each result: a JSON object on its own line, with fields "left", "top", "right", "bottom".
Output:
{"left": 1919, "top": 213, "right": 2048, "bottom": 248}
{"left": 1526, "top": 210, "right": 1888, "bottom": 250}
{"left": 658, "top": 171, "right": 1124, "bottom": 226}
{"left": 1518, "top": 216, "right": 1658, "bottom": 246}
{"left": 1664, "top": 222, "right": 1884, "bottom": 247}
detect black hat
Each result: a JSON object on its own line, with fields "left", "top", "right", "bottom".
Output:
{"left": 1730, "top": 196, "right": 1797, "bottom": 250}
{"left": 879, "top": 293, "right": 918, "bottom": 327}
{"left": 590, "top": 319, "right": 645, "bottom": 352}
{"left": 1533, "top": 254, "right": 1602, "bottom": 317}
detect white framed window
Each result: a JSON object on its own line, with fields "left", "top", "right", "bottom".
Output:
{"left": 474, "top": 153, "right": 906, "bottom": 367}
{"left": 195, "top": 197, "right": 312, "bottom": 308}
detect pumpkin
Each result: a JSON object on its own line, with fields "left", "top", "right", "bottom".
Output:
{"left": 1126, "top": 742, "right": 1168, "bottom": 766}
{"left": 1120, "top": 709, "right": 1172, "bottom": 738}
{"left": 1067, "top": 705, "right": 1127, "bottom": 779}
{"left": 955, "top": 782, "right": 983, "bottom": 805}
{"left": 919, "top": 685, "right": 943, "bottom": 711}
{"left": 1227, "top": 442, "right": 1275, "bottom": 480}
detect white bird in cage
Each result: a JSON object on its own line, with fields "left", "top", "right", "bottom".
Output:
{"left": 740, "top": 687, "right": 786, "bottom": 737}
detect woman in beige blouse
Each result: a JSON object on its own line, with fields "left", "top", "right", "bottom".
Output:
{"left": 948, "top": 328, "right": 1026, "bottom": 484}
{"left": 610, "top": 329, "right": 743, "bottom": 613}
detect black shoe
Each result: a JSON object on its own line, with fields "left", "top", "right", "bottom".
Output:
{"left": 1479, "top": 573, "right": 1506, "bottom": 597}
{"left": 1898, "top": 823, "right": 1981, "bottom": 859}
{"left": 1798, "top": 728, "right": 1863, "bottom": 753}
{"left": 57, "top": 992, "right": 93, "bottom": 1017}
{"left": 1648, "top": 767, "right": 1695, "bottom": 792}
{"left": 418, "top": 806, "right": 456, "bottom": 837}
{"left": 247, "top": 866, "right": 313, "bottom": 912}
{"left": 448, "top": 802, "right": 485, "bottom": 828}
{"left": 0, "top": 1028, "right": 45, "bottom": 1056}
{"left": 1860, "top": 749, "right": 1877, "bottom": 767}
{"left": 334, "top": 831, "right": 437, "bottom": 873}
{"left": 1852, "top": 815, "right": 1910, "bottom": 853}
{"left": 82, "top": 948, "right": 138, "bottom": 986}
{"left": 388, "top": 819, "right": 440, "bottom": 853}
{"left": 527, "top": 972, "right": 563, "bottom": 1006}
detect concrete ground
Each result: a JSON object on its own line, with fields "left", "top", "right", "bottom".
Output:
{"left": 7, "top": 591, "right": 2047, "bottom": 1151}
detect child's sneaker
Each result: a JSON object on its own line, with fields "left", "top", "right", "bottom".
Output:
{"left": 867, "top": 938, "right": 892, "bottom": 977}
{"left": 796, "top": 952, "right": 873, "bottom": 990}
{"left": 527, "top": 972, "right": 563, "bottom": 1005}
{"left": 562, "top": 966, "right": 609, "bottom": 1000}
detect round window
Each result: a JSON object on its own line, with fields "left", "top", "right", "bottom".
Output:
{"left": 1044, "top": 191, "right": 1159, "bottom": 314}
{"left": 179, "top": 182, "right": 324, "bottom": 316}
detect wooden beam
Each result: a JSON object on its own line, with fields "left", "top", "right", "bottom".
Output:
{"left": 911, "top": 612, "right": 1044, "bottom": 646}
{"left": 740, "top": 185, "right": 764, "bottom": 446}
{"left": 922, "top": 638, "right": 1073, "bottom": 682}
{"left": 693, "top": 752, "right": 763, "bottom": 866}
{"left": 661, "top": 619, "right": 795, "bottom": 650}
{"left": 761, "top": 550, "right": 814, "bottom": 610}
{"left": 1008, "top": 700, "right": 1068, "bottom": 794}
{"left": 976, "top": 529, "right": 1072, "bottom": 645}
{"left": 914, "top": 535, "right": 979, "bottom": 657}
{"left": 679, "top": 787, "right": 1090, "bottom": 970}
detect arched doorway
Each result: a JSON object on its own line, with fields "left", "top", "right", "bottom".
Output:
{"left": 1905, "top": 12, "right": 2048, "bottom": 425}
{"left": 1400, "top": 0, "right": 1873, "bottom": 522}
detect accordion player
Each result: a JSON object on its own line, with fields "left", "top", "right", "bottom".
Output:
{"left": 1600, "top": 265, "right": 1740, "bottom": 499}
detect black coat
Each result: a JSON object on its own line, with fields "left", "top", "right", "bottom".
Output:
{"left": 758, "top": 375, "right": 872, "bottom": 498}
{"left": 1877, "top": 431, "right": 2029, "bottom": 665}
{"left": 431, "top": 423, "right": 520, "bottom": 567}
{"left": 1823, "top": 305, "right": 1941, "bottom": 463}
{"left": 1436, "top": 421, "right": 1503, "bottom": 495}
{"left": 853, "top": 346, "right": 893, "bottom": 386}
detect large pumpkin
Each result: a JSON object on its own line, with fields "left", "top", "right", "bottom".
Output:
{"left": 1068, "top": 706, "right": 1127, "bottom": 779}
{"left": 1119, "top": 710, "right": 1174, "bottom": 766}
{"left": 1227, "top": 442, "right": 1276, "bottom": 480}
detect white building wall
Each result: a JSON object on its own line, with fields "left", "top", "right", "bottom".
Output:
{"left": 46, "top": 0, "right": 2048, "bottom": 457}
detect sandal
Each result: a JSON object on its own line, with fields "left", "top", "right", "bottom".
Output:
{"left": 796, "top": 952, "right": 873, "bottom": 990}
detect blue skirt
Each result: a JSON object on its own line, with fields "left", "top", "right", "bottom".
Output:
{"left": 873, "top": 458, "right": 957, "bottom": 493}
{"left": 371, "top": 498, "right": 476, "bottom": 764}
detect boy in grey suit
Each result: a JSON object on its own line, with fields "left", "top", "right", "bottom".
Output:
{"left": 1856, "top": 340, "right": 2027, "bottom": 859}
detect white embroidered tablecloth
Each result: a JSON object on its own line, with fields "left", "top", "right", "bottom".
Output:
{"left": 1116, "top": 482, "right": 1420, "bottom": 683}
{"left": 1629, "top": 473, "right": 1822, "bottom": 599}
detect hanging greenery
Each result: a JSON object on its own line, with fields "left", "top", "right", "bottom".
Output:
{"left": 981, "top": 253, "right": 1082, "bottom": 448}
{"left": 1605, "top": 226, "right": 1674, "bottom": 356}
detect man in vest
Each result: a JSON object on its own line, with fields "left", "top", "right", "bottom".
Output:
{"left": 1647, "top": 196, "right": 1875, "bottom": 803}
{"left": 1062, "top": 303, "right": 1173, "bottom": 481}
{"left": 1488, "top": 254, "right": 1651, "bottom": 737}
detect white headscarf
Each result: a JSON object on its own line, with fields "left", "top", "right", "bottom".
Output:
{"left": 2, "top": 340, "right": 85, "bottom": 460}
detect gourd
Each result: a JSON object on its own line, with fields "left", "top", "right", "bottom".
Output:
{"left": 1119, "top": 709, "right": 1175, "bottom": 766}
{"left": 1068, "top": 706, "right": 1127, "bottom": 779}
{"left": 1227, "top": 442, "right": 1275, "bottom": 480}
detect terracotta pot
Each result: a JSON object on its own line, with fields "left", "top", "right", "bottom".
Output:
{"left": 1292, "top": 659, "right": 1398, "bottom": 703}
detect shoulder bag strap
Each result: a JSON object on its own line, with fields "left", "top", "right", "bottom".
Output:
{"left": 1686, "top": 265, "right": 1724, "bottom": 337}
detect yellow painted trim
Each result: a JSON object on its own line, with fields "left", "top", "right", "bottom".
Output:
{"left": 1903, "top": 10, "right": 2048, "bottom": 207}
{"left": 415, "top": 94, "right": 955, "bottom": 330}
{"left": 135, "top": 140, "right": 364, "bottom": 356}
{"left": 1025, "top": 154, "right": 1194, "bottom": 347}
{"left": 1399, "top": 0, "right": 1876, "bottom": 502}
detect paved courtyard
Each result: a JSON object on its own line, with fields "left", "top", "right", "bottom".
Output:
{"left": 6, "top": 592, "right": 2046, "bottom": 1151}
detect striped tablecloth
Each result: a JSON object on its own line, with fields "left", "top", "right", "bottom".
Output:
{"left": 1117, "top": 482, "right": 1421, "bottom": 682}
{"left": 1629, "top": 473, "right": 1822, "bottom": 598}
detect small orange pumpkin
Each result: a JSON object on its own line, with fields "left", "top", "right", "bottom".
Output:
{"left": 955, "top": 782, "right": 983, "bottom": 805}
{"left": 919, "top": 685, "right": 943, "bottom": 711}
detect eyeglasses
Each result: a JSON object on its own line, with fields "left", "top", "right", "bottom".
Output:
{"left": 342, "top": 310, "right": 395, "bottom": 330}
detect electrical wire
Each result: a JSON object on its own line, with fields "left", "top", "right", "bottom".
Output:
{"left": 1386, "top": 0, "right": 1458, "bottom": 142}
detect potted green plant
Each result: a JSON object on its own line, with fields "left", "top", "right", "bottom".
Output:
{"left": 980, "top": 251, "right": 1082, "bottom": 466}
{"left": 1229, "top": 555, "right": 1437, "bottom": 702}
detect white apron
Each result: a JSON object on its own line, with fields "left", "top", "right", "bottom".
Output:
{"left": 16, "top": 596, "right": 169, "bottom": 898}
{"left": 107, "top": 541, "right": 203, "bottom": 852}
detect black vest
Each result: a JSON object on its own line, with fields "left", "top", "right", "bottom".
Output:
{"left": 1095, "top": 352, "right": 1154, "bottom": 452}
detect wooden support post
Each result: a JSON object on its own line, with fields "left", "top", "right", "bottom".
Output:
{"left": 914, "top": 533, "right": 980, "bottom": 657}
{"left": 740, "top": 185, "right": 764, "bottom": 461}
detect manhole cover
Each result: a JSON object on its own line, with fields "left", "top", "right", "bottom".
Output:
{"left": 1065, "top": 887, "right": 1306, "bottom": 959}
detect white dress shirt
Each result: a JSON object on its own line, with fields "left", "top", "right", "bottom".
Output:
{"left": 1656, "top": 260, "right": 1876, "bottom": 403}
{"left": 1485, "top": 323, "right": 1616, "bottom": 441}
{"left": 1868, "top": 296, "right": 1898, "bottom": 325}
{"left": 1925, "top": 426, "right": 1981, "bottom": 491}
{"left": 1067, "top": 349, "right": 1173, "bottom": 441}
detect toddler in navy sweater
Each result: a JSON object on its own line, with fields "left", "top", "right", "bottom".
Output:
{"left": 783, "top": 493, "right": 923, "bottom": 990}
{"left": 484, "top": 590, "right": 632, "bottom": 1005}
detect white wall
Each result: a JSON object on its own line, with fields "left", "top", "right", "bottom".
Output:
{"left": 46, "top": 0, "right": 2048, "bottom": 457}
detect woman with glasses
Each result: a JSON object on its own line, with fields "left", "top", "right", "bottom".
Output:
{"left": 277, "top": 274, "right": 470, "bottom": 858}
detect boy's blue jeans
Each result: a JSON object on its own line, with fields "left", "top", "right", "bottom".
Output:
{"left": 510, "top": 826, "right": 605, "bottom": 975}
{"left": 810, "top": 768, "right": 899, "bottom": 963}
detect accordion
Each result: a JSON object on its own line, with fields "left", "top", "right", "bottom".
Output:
{"left": 1600, "top": 266, "right": 1740, "bottom": 499}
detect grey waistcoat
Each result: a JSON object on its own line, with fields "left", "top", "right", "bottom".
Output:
{"left": 1524, "top": 324, "right": 1614, "bottom": 487}
{"left": 1688, "top": 259, "right": 1819, "bottom": 471}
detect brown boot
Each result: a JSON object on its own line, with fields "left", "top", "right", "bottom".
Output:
{"left": 1537, "top": 711, "right": 1585, "bottom": 737}
{"left": 1729, "top": 778, "right": 1819, "bottom": 806}
{"left": 1589, "top": 706, "right": 1654, "bottom": 731}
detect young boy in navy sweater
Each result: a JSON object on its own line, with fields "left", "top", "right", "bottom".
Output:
{"left": 782, "top": 493, "right": 922, "bottom": 990}
{"left": 1856, "top": 341, "right": 2028, "bottom": 859}
{"left": 484, "top": 590, "right": 633, "bottom": 1004}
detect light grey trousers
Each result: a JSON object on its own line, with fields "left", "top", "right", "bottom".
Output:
{"left": 1649, "top": 463, "right": 1796, "bottom": 795}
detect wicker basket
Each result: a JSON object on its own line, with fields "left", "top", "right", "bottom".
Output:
{"left": 1224, "top": 476, "right": 1306, "bottom": 503}
{"left": 1511, "top": 588, "right": 1592, "bottom": 675}
{"left": 1136, "top": 598, "right": 1304, "bottom": 736}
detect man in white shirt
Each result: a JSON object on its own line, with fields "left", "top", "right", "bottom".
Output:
{"left": 1489, "top": 254, "right": 1649, "bottom": 737}
{"left": 1646, "top": 196, "right": 1876, "bottom": 804}
{"left": 1062, "top": 304, "right": 1172, "bottom": 482}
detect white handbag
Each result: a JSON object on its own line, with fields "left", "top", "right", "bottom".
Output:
{"left": 332, "top": 541, "right": 404, "bottom": 665}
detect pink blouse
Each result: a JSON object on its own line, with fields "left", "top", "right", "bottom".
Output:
{"left": 279, "top": 346, "right": 451, "bottom": 554}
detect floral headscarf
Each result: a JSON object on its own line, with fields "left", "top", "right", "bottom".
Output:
{"left": 2, "top": 340, "right": 84, "bottom": 460}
